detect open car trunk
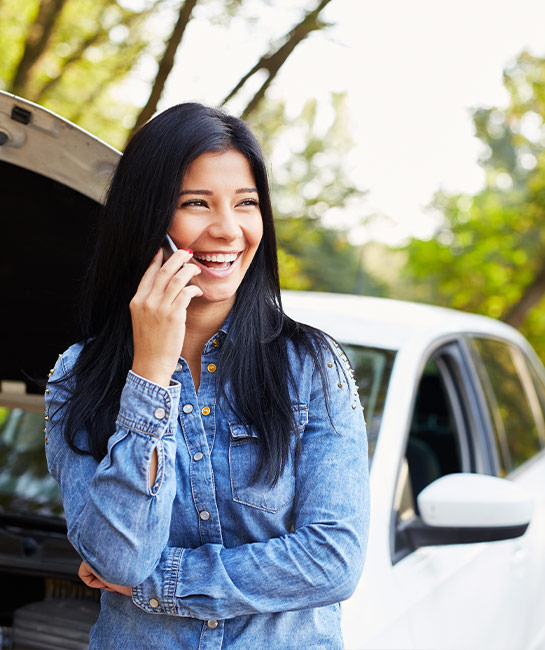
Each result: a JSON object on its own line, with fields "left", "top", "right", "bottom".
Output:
{"left": 0, "top": 91, "right": 120, "bottom": 649}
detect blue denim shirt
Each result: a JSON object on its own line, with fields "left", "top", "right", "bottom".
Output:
{"left": 45, "top": 320, "right": 369, "bottom": 650}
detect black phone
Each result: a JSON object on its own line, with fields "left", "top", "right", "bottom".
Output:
{"left": 162, "top": 233, "right": 178, "bottom": 261}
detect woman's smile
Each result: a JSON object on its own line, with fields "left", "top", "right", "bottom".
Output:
{"left": 192, "top": 250, "right": 242, "bottom": 273}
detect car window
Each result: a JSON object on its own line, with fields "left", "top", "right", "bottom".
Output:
{"left": 405, "top": 358, "right": 464, "bottom": 509}
{"left": 0, "top": 407, "right": 64, "bottom": 517}
{"left": 468, "top": 338, "right": 543, "bottom": 476}
{"left": 525, "top": 357, "right": 545, "bottom": 439}
{"left": 394, "top": 346, "right": 475, "bottom": 561}
{"left": 343, "top": 345, "right": 396, "bottom": 464}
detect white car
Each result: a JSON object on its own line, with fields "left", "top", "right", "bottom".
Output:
{"left": 1, "top": 91, "right": 544, "bottom": 649}
{"left": 283, "top": 291, "right": 545, "bottom": 650}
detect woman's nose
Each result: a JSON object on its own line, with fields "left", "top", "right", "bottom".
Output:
{"left": 209, "top": 208, "right": 243, "bottom": 240}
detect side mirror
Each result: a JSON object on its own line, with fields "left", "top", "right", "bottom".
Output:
{"left": 401, "top": 473, "right": 533, "bottom": 549}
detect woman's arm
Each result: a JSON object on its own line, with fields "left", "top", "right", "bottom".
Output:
{"left": 46, "top": 249, "right": 202, "bottom": 586}
{"left": 46, "top": 351, "right": 182, "bottom": 587}
{"left": 130, "top": 349, "right": 370, "bottom": 619}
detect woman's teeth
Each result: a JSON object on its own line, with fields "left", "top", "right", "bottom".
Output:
{"left": 194, "top": 253, "right": 238, "bottom": 263}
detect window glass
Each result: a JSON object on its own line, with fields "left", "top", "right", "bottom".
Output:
{"left": 469, "top": 338, "right": 542, "bottom": 474}
{"left": 406, "top": 359, "right": 463, "bottom": 503}
{"left": 394, "top": 352, "right": 468, "bottom": 560}
{"left": 0, "top": 407, "right": 63, "bottom": 517}
{"left": 525, "top": 358, "right": 545, "bottom": 446}
{"left": 343, "top": 345, "right": 396, "bottom": 464}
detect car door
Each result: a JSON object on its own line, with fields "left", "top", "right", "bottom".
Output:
{"left": 391, "top": 339, "right": 538, "bottom": 650}
{"left": 464, "top": 335, "right": 545, "bottom": 650}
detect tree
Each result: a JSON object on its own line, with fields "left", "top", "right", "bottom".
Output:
{"left": 9, "top": 0, "right": 69, "bottom": 95}
{"left": 221, "top": 0, "right": 334, "bottom": 119}
{"left": 129, "top": 0, "right": 200, "bottom": 135}
{"left": 402, "top": 51, "right": 545, "bottom": 358}
{"left": 0, "top": 0, "right": 159, "bottom": 148}
{"left": 247, "top": 93, "right": 383, "bottom": 294}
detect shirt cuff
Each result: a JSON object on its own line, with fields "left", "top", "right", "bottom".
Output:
{"left": 132, "top": 547, "right": 190, "bottom": 616}
{"left": 116, "top": 370, "right": 181, "bottom": 437}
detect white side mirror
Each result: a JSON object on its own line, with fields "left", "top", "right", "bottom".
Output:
{"left": 417, "top": 473, "right": 533, "bottom": 529}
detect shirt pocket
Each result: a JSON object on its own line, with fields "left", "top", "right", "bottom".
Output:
{"left": 228, "top": 404, "right": 308, "bottom": 513}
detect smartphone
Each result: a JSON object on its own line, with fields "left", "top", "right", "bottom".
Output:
{"left": 161, "top": 235, "right": 193, "bottom": 286}
{"left": 162, "top": 233, "right": 178, "bottom": 261}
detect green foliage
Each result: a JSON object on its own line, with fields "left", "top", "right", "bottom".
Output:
{"left": 248, "top": 94, "right": 382, "bottom": 294}
{"left": 0, "top": 0, "right": 157, "bottom": 148}
{"left": 0, "top": 0, "right": 37, "bottom": 85}
{"left": 402, "top": 50, "right": 545, "bottom": 360}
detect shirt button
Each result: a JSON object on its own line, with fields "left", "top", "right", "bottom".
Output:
{"left": 193, "top": 451, "right": 204, "bottom": 462}
{"left": 175, "top": 362, "right": 183, "bottom": 372}
{"left": 149, "top": 598, "right": 160, "bottom": 609}
{"left": 211, "top": 339, "right": 219, "bottom": 348}
{"left": 154, "top": 407, "right": 166, "bottom": 419}
{"left": 207, "top": 620, "right": 219, "bottom": 629}
{"left": 207, "top": 363, "right": 217, "bottom": 373}
{"left": 182, "top": 404, "right": 193, "bottom": 414}
{"left": 199, "top": 510, "right": 210, "bottom": 521}
{"left": 201, "top": 406, "right": 211, "bottom": 416}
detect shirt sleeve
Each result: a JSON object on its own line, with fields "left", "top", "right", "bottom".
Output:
{"left": 131, "top": 345, "right": 370, "bottom": 619}
{"left": 45, "top": 346, "right": 181, "bottom": 586}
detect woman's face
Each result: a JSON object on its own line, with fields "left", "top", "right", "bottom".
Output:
{"left": 169, "top": 149, "right": 263, "bottom": 309}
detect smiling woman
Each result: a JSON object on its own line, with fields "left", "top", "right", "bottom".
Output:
{"left": 169, "top": 150, "right": 263, "bottom": 309}
{"left": 44, "top": 102, "right": 369, "bottom": 650}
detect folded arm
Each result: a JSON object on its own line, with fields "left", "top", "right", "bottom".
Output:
{"left": 45, "top": 348, "right": 181, "bottom": 586}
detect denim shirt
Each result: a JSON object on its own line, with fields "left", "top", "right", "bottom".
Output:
{"left": 45, "top": 319, "right": 369, "bottom": 650}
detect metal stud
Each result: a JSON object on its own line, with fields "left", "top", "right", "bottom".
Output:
{"left": 45, "top": 388, "right": 50, "bottom": 394}
{"left": 328, "top": 363, "right": 333, "bottom": 368}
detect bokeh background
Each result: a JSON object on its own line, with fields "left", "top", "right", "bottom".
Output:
{"left": 2, "top": 0, "right": 545, "bottom": 356}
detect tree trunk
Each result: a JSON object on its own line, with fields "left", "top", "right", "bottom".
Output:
{"left": 222, "top": 0, "right": 333, "bottom": 119}
{"left": 9, "top": 0, "right": 69, "bottom": 95}
{"left": 129, "top": 0, "right": 199, "bottom": 137}
{"left": 31, "top": 32, "right": 102, "bottom": 102}
{"left": 502, "top": 263, "right": 545, "bottom": 328}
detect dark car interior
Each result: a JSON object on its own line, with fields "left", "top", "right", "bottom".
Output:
{"left": 406, "top": 364, "right": 463, "bottom": 509}
{"left": 0, "top": 160, "right": 99, "bottom": 392}
{"left": 1, "top": 158, "right": 101, "bottom": 649}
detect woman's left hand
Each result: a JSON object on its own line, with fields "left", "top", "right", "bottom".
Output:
{"left": 78, "top": 561, "right": 132, "bottom": 596}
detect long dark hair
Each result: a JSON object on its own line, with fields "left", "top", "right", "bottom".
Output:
{"left": 58, "top": 102, "right": 333, "bottom": 484}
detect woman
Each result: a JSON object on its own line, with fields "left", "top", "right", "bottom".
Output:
{"left": 45, "top": 103, "right": 369, "bottom": 649}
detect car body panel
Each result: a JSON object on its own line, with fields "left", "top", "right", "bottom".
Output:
{"left": 283, "top": 292, "right": 545, "bottom": 650}
{"left": 0, "top": 91, "right": 118, "bottom": 203}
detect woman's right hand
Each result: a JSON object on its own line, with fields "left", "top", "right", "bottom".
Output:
{"left": 130, "top": 248, "right": 202, "bottom": 387}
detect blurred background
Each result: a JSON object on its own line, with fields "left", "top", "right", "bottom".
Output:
{"left": 2, "top": 0, "right": 545, "bottom": 357}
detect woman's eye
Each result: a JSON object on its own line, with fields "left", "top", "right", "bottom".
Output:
{"left": 238, "top": 199, "right": 259, "bottom": 207}
{"left": 180, "top": 199, "right": 207, "bottom": 208}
